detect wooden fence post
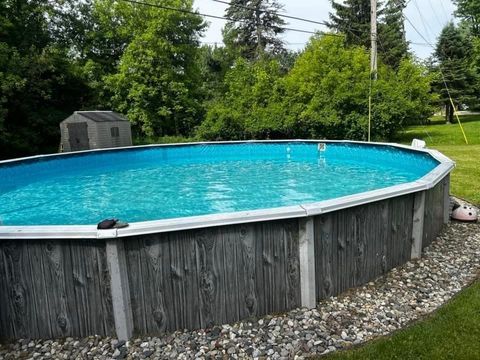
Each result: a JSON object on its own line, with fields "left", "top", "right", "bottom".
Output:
{"left": 298, "top": 217, "right": 316, "bottom": 308}
{"left": 411, "top": 191, "right": 425, "bottom": 260}
{"left": 106, "top": 239, "right": 133, "bottom": 340}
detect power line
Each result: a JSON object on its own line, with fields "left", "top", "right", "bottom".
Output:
{"left": 120, "top": 0, "right": 228, "bottom": 22}
{"left": 341, "top": 22, "right": 389, "bottom": 59}
{"left": 406, "top": 14, "right": 472, "bottom": 72}
{"left": 402, "top": 9, "right": 434, "bottom": 47}
{"left": 285, "top": 42, "right": 309, "bottom": 46}
{"left": 117, "top": 0, "right": 329, "bottom": 36}
{"left": 119, "top": 0, "right": 397, "bottom": 57}
{"left": 410, "top": 42, "right": 434, "bottom": 47}
{"left": 411, "top": 0, "right": 433, "bottom": 43}
{"left": 212, "top": 0, "right": 396, "bottom": 59}
{"left": 427, "top": 0, "right": 445, "bottom": 28}
{"left": 438, "top": 0, "right": 451, "bottom": 24}
{"left": 200, "top": 41, "right": 224, "bottom": 45}
{"left": 212, "top": 0, "right": 330, "bottom": 27}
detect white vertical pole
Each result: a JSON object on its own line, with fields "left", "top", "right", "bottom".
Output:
{"left": 299, "top": 217, "right": 316, "bottom": 308}
{"left": 106, "top": 239, "right": 133, "bottom": 340}
{"left": 411, "top": 191, "right": 426, "bottom": 259}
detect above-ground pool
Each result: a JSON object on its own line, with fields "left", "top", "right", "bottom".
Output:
{"left": 1, "top": 141, "right": 438, "bottom": 227}
{"left": 0, "top": 141, "right": 454, "bottom": 341}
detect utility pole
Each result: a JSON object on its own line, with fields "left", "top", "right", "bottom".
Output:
{"left": 368, "top": 0, "right": 377, "bottom": 142}
{"left": 255, "top": 3, "right": 263, "bottom": 60}
{"left": 370, "top": 0, "right": 377, "bottom": 80}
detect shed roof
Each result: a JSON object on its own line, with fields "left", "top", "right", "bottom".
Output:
{"left": 75, "top": 111, "right": 129, "bottom": 123}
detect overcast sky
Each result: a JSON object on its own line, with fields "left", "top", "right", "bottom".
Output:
{"left": 193, "top": 0, "right": 456, "bottom": 59}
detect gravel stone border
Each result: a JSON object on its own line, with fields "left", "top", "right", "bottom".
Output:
{"left": 1, "top": 211, "right": 479, "bottom": 359}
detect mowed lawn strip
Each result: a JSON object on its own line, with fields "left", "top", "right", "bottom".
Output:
{"left": 397, "top": 115, "right": 480, "bottom": 205}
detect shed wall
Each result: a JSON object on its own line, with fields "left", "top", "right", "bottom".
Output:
{"left": 59, "top": 116, "right": 71, "bottom": 152}
{"left": 60, "top": 114, "right": 132, "bottom": 152}
{"left": 60, "top": 114, "right": 98, "bottom": 152}
{"left": 95, "top": 121, "right": 132, "bottom": 149}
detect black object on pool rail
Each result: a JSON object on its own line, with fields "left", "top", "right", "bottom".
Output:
{"left": 97, "top": 219, "right": 129, "bottom": 230}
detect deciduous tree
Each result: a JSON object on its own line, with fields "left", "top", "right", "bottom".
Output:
{"left": 103, "top": 0, "right": 206, "bottom": 137}
{"left": 199, "top": 35, "right": 435, "bottom": 142}
{"left": 0, "top": 0, "right": 89, "bottom": 159}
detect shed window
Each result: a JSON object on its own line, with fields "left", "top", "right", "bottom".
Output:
{"left": 111, "top": 127, "right": 120, "bottom": 138}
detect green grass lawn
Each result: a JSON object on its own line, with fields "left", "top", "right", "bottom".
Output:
{"left": 321, "top": 115, "right": 480, "bottom": 360}
{"left": 396, "top": 115, "right": 480, "bottom": 205}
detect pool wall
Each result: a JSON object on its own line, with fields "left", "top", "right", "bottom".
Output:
{"left": 0, "top": 141, "right": 452, "bottom": 340}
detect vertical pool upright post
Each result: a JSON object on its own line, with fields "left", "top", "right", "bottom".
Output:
{"left": 299, "top": 217, "right": 316, "bottom": 308}
{"left": 443, "top": 174, "right": 451, "bottom": 224}
{"left": 411, "top": 191, "right": 426, "bottom": 259}
{"left": 106, "top": 238, "right": 133, "bottom": 340}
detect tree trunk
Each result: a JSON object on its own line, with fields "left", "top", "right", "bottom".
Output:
{"left": 445, "top": 102, "right": 454, "bottom": 124}
{"left": 450, "top": 103, "right": 456, "bottom": 123}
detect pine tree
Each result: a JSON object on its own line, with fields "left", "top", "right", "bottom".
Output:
{"left": 379, "top": 0, "right": 409, "bottom": 69}
{"left": 329, "top": 0, "right": 409, "bottom": 69}
{"left": 328, "top": 0, "right": 373, "bottom": 48}
{"left": 223, "top": 0, "right": 286, "bottom": 60}
{"left": 434, "top": 23, "right": 477, "bottom": 123}
{"left": 454, "top": 0, "right": 480, "bottom": 36}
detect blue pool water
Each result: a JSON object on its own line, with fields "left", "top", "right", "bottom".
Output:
{"left": 0, "top": 142, "right": 438, "bottom": 226}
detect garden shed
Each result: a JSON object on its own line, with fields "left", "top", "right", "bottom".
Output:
{"left": 60, "top": 111, "right": 132, "bottom": 152}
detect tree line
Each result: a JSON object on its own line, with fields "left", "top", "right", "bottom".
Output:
{"left": 0, "top": 0, "right": 478, "bottom": 159}
{"left": 434, "top": 0, "right": 480, "bottom": 123}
